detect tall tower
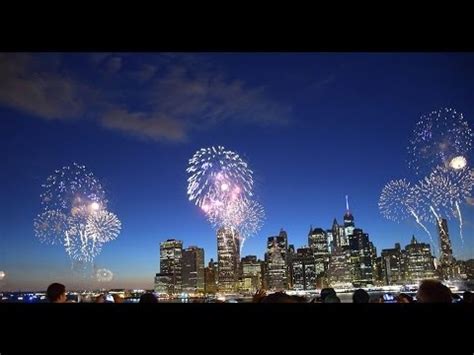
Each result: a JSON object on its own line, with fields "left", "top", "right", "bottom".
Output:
{"left": 182, "top": 246, "right": 205, "bottom": 293}
{"left": 217, "top": 227, "right": 240, "bottom": 292}
{"left": 331, "top": 218, "right": 340, "bottom": 249}
{"left": 265, "top": 229, "right": 288, "bottom": 290}
{"left": 343, "top": 195, "right": 355, "bottom": 241}
{"left": 155, "top": 239, "right": 183, "bottom": 294}
{"left": 308, "top": 227, "right": 330, "bottom": 279}
{"left": 437, "top": 218, "right": 455, "bottom": 279}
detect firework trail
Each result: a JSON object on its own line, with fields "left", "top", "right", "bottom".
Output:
{"left": 65, "top": 224, "right": 103, "bottom": 262}
{"left": 379, "top": 179, "right": 433, "bottom": 243}
{"left": 408, "top": 107, "right": 473, "bottom": 176}
{"left": 455, "top": 201, "right": 464, "bottom": 245}
{"left": 414, "top": 165, "right": 474, "bottom": 245}
{"left": 236, "top": 200, "right": 265, "bottom": 252}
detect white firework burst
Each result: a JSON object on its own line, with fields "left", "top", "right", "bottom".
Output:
{"left": 96, "top": 268, "right": 114, "bottom": 282}
{"left": 378, "top": 179, "right": 416, "bottom": 222}
{"left": 86, "top": 210, "right": 122, "bottom": 243}
{"left": 408, "top": 107, "right": 473, "bottom": 176}
{"left": 36, "top": 163, "right": 121, "bottom": 263}
{"left": 187, "top": 146, "right": 254, "bottom": 209}
{"left": 33, "top": 210, "right": 70, "bottom": 245}
{"left": 414, "top": 165, "right": 474, "bottom": 222}
{"left": 64, "top": 224, "right": 103, "bottom": 263}
{"left": 40, "top": 162, "right": 108, "bottom": 214}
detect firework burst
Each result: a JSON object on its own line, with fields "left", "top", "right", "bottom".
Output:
{"left": 85, "top": 210, "right": 122, "bottom": 243}
{"left": 40, "top": 162, "right": 108, "bottom": 214}
{"left": 95, "top": 268, "right": 114, "bottom": 282}
{"left": 379, "top": 179, "right": 416, "bottom": 222}
{"left": 187, "top": 146, "right": 264, "bottom": 251}
{"left": 379, "top": 179, "right": 433, "bottom": 244}
{"left": 36, "top": 163, "right": 121, "bottom": 262}
{"left": 413, "top": 165, "right": 474, "bottom": 244}
{"left": 408, "top": 107, "right": 473, "bottom": 176}
{"left": 64, "top": 224, "right": 103, "bottom": 262}
{"left": 187, "top": 146, "right": 253, "bottom": 209}
{"left": 33, "top": 210, "right": 70, "bottom": 245}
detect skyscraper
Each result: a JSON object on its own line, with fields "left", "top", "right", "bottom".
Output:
{"left": 327, "top": 246, "right": 352, "bottom": 287}
{"left": 204, "top": 259, "right": 218, "bottom": 294}
{"left": 155, "top": 239, "right": 183, "bottom": 294}
{"left": 240, "top": 255, "right": 263, "bottom": 293}
{"left": 182, "top": 246, "right": 205, "bottom": 294}
{"left": 291, "top": 247, "right": 316, "bottom": 290}
{"left": 265, "top": 229, "right": 288, "bottom": 290}
{"left": 348, "top": 228, "right": 374, "bottom": 286}
{"left": 437, "top": 218, "right": 455, "bottom": 280}
{"left": 343, "top": 195, "right": 355, "bottom": 240}
{"left": 217, "top": 227, "right": 240, "bottom": 292}
{"left": 404, "top": 235, "right": 436, "bottom": 283}
{"left": 380, "top": 243, "right": 404, "bottom": 285}
{"left": 308, "top": 227, "right": 330, "bottom": 283}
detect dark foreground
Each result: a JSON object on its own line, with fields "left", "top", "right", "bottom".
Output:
{"left": 1, "top": 303, "right": 473, "bottom": 353}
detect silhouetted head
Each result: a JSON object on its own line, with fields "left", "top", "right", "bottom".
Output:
{"left": 320, "top": 288, "right": 336, "bottom": 302}
{"left": 463, "top": 291, "right": 473, "bottom": 303}
{"left": 46, "top": 283, "right": 66, "bottom": 303}
{"left": 260, "top": 292, "right": 301, "bottom": 303}
{"left": 139, "top": 293, "right": 158, "bottom": 303}
{"left": 352, "top": 289, "right": 370, "bottom": 303}
{"left": 396, "top": 293, "right": 413, "bottom": 303}
{"left": 416, "top": 280, "right": 452, "bottom": 303}
{"left": 324, "top": 294, "right": 341, "bottom": 303}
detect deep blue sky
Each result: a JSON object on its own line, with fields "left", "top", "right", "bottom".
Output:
{"left": 1, "top": 53, "right": 473, "bottom": 290}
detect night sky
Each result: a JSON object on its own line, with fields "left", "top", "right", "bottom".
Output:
{"left": 1, "top": 53, "right": 473, "bottom": 290}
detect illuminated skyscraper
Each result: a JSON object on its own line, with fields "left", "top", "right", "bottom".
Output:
{"left": 437, "top": 218, "right": 455, "bottom": 279}
{"left": 348, "top": 228, "right": 374, "bottom": 286}
{"left": 182, "top": 246, "right": 205, "bottom": 293}
{"left": 327, "top": 246, "right": 353, "bottom": 287}
{"left": 404, "top": 235, "right": 436, "bottom": 282}
{"left": 204, "top": 259, "right": 218, "bottom": 294}
{"left": 155, "top": 239, "right": 183, "bottom": 294}
{"left": 217, "top": 227, "right": 240, "bottom": 292}
{"left": 240, "top": 255, "right": 262, "bottom": 293}
{"left": 291, "top": 247, "right": 316, "bottom": 290}
{"left": 265, "top": 229, "right": 288, "bottom": 290}
{"left": 343, "top": 195, "right": 355, "bottom": 240}
{"left": 380, "top": 243, "right": 404, "bottom": 285}
{"left": 308, "top": 227, "right": 330, "bottom": 282}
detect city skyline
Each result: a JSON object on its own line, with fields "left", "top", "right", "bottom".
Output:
{"left": 1, "top": 53, "right": 474, "bottom": 290}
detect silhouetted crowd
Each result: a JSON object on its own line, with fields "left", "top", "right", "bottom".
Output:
{"left": 41, "top": 279, "right": 474, "bottom": 304}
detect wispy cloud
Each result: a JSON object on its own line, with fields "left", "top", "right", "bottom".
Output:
{"left": 0, "top": 53, "right": 87, "bottom": 120}
{"left": 149, "top": 64, "right": 291, "bottom": 128}
{"left": 0, "top": 53, "right": 292, "bottom": 142}
{"left": 101, "top": 109, "right": 187, "bottom": 142}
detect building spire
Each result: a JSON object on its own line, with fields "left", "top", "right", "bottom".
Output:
{"left": 345, "top": 194, "right": 350, "bottom": 212}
